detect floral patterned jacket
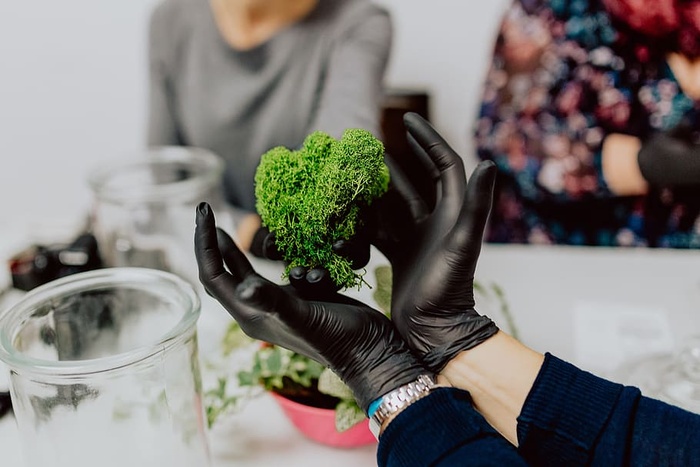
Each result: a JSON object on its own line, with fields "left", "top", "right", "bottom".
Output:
{"left": 475, "top": 0, "right": 699, "bottom": 247}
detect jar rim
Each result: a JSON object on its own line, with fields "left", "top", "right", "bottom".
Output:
{"left": 0, "top": 268, "right": 201, "bottom": 378}
{"left": 86, "top": 146, "right": 224, "bottom": 205}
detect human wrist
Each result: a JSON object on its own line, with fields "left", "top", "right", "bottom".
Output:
{"left": 439, "top": 331, "right": 544, "bottom": 445}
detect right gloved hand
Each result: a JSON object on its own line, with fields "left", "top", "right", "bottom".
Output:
{"left": 382, "top": 114, "right": 501, "bottom": 373}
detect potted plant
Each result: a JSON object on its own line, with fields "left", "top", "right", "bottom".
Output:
{"left": 205, "top": 333, "right": 375, "bottom": 447}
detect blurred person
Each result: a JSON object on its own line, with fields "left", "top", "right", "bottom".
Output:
{"left": 474, "top": 0, "right": 700, "bottom": 247}
{"left": 148, "top": 0, "right": 392, "bottom": 250}
{"left": 195, "top": 113, "right": 700, "bottom": 466}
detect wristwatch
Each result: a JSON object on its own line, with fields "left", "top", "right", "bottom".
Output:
{"left": 368, "top": 374, "right": 437, "bottom": 439}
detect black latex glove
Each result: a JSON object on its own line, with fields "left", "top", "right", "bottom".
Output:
{"left": 638, "top": 120, "right": 700, "bottom": 186}
{"left": 194, "top": 202, "right": 426, "bottom": 411}
{"left": 383, "top": 114, "right": 500, "bottom": 373}
{"left": 249, "top": 226, "right": 282, "bottom": 260}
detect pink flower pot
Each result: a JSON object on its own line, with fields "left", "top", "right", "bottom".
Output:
{"left": 270, "top": 392, "right": 376, "bottom": 448}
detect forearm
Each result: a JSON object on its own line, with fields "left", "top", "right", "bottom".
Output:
{"left": 147, "top": 73, "right": 181, "bottom": 147}
{"left": 601, "top": 133, "right": 649, "bottom": 196}
{"left": 439, "top": 331, "right": 544, "bottom": 446}
{"left": 310, "top": 8, "right": 391, "bottom": 139}
{"left": 147, "top": 10, "right": 181, "bottom": 147}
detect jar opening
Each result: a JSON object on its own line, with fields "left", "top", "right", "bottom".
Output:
{"left": 87, "top": 146, "right": 224, "bottom": 205}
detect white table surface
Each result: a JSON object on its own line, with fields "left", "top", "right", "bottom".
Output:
{"left": 1, "top": 233, "right": 700, "bottom": 466}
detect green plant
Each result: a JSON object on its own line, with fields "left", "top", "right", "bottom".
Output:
{"left": 205, "top": 321, "right": 366, "bottom": 432}
{"left": 254, "top": 129, "right": 389, "bottom": 289}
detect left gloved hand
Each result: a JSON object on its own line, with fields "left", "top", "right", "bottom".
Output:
{"left": 638, "top": 119, "right": 700, "bottom": 186}
{"left": 194, "top": 202, "right": 426, "bottom": 411}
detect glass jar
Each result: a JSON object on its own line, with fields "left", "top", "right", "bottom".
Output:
{"left": 86, "top": 146, "right": 230, "bottom": 288}
{"left": 616, "top": 335, "right": 700, "bottom": 414}
{"left": 0, "top": 268, "right": 211, "bottom": 467}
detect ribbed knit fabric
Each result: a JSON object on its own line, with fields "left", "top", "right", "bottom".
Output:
{"left": 377, "top": 387, "right": 528, "bottom": 466}
{"left": 378, "top": 353, "right": 700, "bottom": 466}
{"left": 517, "top": 353, "right": 624, "bottom": 465}
{"left": 518, "top": 353, "right": 700, "bottom": 466}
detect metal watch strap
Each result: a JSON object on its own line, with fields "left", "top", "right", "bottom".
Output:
{"left": 368, "top": 374, "right": 437, "bottom": 439}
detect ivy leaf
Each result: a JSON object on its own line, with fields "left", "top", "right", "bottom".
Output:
{"left": 334, "top": 399, "right": 366, "bottom": 432}
{"left": 317, "top": 368, "right": 354, "bottom": 400}
{"left": 261, "top": 347, "right": 285, "bottom": 375}
{"left": 372, "top": 265, "right": 393, "bottom": 316}
{"left": 237, "top": 370, "right": 255, "bottom": 387}
{"left": 220, "top": 321, "right": 255, "bottom": 356}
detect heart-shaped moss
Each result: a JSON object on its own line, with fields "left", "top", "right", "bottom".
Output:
{"left": 254, "top": 129, "right": 389, "bottom": 289}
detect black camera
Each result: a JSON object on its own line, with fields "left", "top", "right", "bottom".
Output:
{"left": 8, "top": 233, "right": 103, "bottom": 292}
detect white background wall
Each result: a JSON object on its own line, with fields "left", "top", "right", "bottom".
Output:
{"left": 0, "top": 0, "right": 508, "bottom": 236}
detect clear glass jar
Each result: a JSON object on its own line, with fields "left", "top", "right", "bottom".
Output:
{"left": 0, "top": 268, "right": 211, "bottom": 467}
{"left": 86, "top": 146, "right": 230, "bottom": 288}
{"left": 616, "top": 335, "right": 700, "bottom": 415}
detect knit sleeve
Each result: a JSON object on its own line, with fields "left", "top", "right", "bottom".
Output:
{"left": 517, "top": 353, "right": 700, "bottom": 466}
{"left": 308, "top": 3, "right": 392, "bottom": 140}
{"left": 378, "top": 387, "right": 528, "bottom": 466}
{"left": 146, "top": 1, "right": 182, "bottom": 146}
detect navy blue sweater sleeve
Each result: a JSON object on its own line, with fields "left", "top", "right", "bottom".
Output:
{"left": 377, "top": 387, "right": 528, "bottom": 466}
{"left": 517, "top": 353, "right": 700, "bottom": 466}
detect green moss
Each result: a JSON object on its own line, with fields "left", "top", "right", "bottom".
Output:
{"left": 254, "top": 129, "right": 389, "bottom": 288}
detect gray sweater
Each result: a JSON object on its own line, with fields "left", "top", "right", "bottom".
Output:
{"left": 147, "top": 0, "right": 392, "bottom": 211}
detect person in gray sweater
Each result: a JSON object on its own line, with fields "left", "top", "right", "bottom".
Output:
{"left": 147, "top": 0, "right": 392, "bottom": 249}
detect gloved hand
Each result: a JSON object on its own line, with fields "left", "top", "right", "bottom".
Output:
{"left": 248, "top": 225, "right": 279, "bottom": 259}
{"left": 194, "top": 202, "right": 426, "bottom": 411}
{"left": 638, "top": 119, "right": 700, "bottom": 186}
{"left": 384, "top": 114, "right": 500, "bottom": 373}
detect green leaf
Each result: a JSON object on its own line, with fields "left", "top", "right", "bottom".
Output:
{"left": 334, "top": 400, "right": 366, "bottom": 432}
{"left": 373, "top": 265, "right": 393, "bottom": 316}
{"left": 261, "top": 347, "right": 285, "bottom": 375}
{"left": 317, "top": 368, "right": 354, "bottom": 400}
{"left": 237, "top": 370, "right": 255, "bottom": 387}
{"left": 220, "top": 321, "right": 255, "bottom": 356}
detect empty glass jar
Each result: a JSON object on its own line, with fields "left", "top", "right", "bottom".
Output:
{"left": 86, "top": 146, "right": 230, "bottom": 287}
{"left": 616, "top": 335, "right": 700, "bottom": 415}
{"left": 0, "top": 268, "right": 210, "bottom": 467}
